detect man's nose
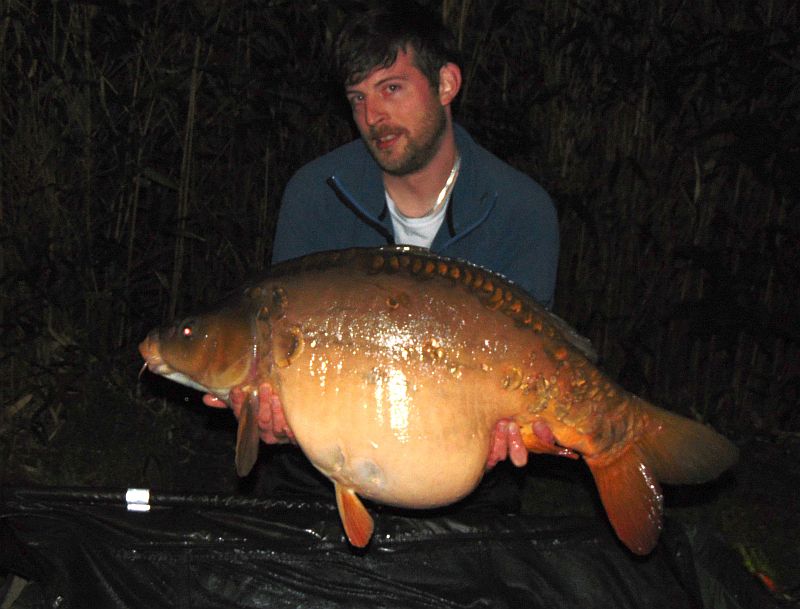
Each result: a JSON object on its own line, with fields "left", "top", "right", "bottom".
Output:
{"left": 363, "top": 97, "right": 386, "bottom": 127}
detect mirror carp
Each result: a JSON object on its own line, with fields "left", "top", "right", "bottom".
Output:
{"left": 139, "top": 246, "right": 738, "bottom": 554}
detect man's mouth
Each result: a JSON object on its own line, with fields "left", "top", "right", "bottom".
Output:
{"left": 375, "top": 134, "right": 397, "bottom": 150}
{"left": 371, "top": 128, "right": 404, "bottom": 151}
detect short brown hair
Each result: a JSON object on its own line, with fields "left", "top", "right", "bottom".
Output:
{"left": 333, "top": 2, "right": 460, "bottom": 89}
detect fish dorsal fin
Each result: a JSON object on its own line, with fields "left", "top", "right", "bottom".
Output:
{"left": 235, "top": 392, "right": 261, "bottom": 477}
{"left": 335, "top": 483, "right": 374, "bottom": 548}
{"left": 545, "top": 311, "right": 598, "bottom": 362}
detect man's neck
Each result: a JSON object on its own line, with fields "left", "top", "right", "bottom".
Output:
{"left": 383, "top": 132, "right": 459, "bottom": 219}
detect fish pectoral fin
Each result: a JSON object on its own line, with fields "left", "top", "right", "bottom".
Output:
{"left": 235, "top": 392, "right": 260, "bottom": 477}
{"left": 586, "top": 448, "right": 664, "bottom": 556}
{"left": 334, "top": 483, "right": 374, "bottom": 548}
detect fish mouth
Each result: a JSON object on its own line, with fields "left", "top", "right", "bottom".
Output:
{"left": 138, "top": 331, "right": 223, "bottom": 398}
{"left": 138, "top": 332, "right": 172, "bottom": 377}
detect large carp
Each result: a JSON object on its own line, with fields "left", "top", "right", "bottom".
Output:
{"left": 139, "top": 246, "right": 737, "bottom": 554}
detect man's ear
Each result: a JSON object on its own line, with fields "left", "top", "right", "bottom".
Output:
{"left": 438, "top": 62, "right": 462, "bottom": 106}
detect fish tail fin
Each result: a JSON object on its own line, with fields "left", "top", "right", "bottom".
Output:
{"left": 586, "top": 398, "right": 738, "bottom": 555}
{"left": 634, "top": 400, "right": 739, "bottom": 485}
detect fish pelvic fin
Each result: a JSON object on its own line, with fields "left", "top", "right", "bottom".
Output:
{"left": 335, "top": 483, "right": 374, "bottom": 548}
{"left": 235, "top": 392, "right": 261, "bottom": 477}
{"left": 586, "top": 398, "right": 738, "bottom": 555}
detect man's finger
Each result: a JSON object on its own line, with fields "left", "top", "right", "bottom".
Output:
{"left": 486, "top": 419, "right": 510, "bottom": 470}
{"left": 227, "top": 387, "right": 245, "bottom": 417}
{"left": 203, "top": 394, "right": 227, "bottom": 409}
{"left": 507, "top": 422, "right": 528, "bottom": 467}
{"left": 271, "top": 392, "right": 295, "bottom": 441}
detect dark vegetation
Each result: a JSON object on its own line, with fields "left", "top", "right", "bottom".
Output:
{"left": 1, "top": 0, "right": 798, "bottom": 601}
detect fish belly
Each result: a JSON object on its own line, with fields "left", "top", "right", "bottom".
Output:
{"left": 264, "top": 267, "right": 527, "bottom": 508}
{"left": 277, "top": 354, "right": 496, "bottom": 508}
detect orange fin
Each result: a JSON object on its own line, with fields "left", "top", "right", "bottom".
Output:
{"left": 586, "top": 398, "right": 738, "bottom": 555}
{"left": 586, "top": 447, "right": 664, "bottom": 555}
{"left": 235, "top": 392, "right": 260, "bottom": 477}
{"left": 635, "top": 401, "right": 739, "bottom": 484}
{"left": 335, "top": 483, "right": 374, "bottom": 548}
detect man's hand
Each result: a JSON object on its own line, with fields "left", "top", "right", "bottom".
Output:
{"left": 202, "top": 383, "right": 295, "bottom": 444}
{"left": 486, "top": 419, "right": 528, "bottom": 469}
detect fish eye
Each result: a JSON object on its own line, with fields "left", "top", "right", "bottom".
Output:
{"left": 179, "top": 318, "right": 197, "bottom": 338}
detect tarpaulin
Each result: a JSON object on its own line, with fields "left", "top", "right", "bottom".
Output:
{"left": 0, "top": 486, "right": 776, "bottom": 609}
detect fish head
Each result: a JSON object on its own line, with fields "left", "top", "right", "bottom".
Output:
{"left": 139, "top": 303, "right": 261, "bottom": 399}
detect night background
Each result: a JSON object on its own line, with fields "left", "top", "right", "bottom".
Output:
{"left": 1, "top": 0, "right": 798, "bottom": 604}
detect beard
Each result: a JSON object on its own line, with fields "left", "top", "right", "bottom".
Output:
{"left": 364, "top": 106, "right": 448, "bottom": 177}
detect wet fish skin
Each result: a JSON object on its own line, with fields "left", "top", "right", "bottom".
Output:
{"left": 140, "top": 246, "right": 738, "bottom": 554}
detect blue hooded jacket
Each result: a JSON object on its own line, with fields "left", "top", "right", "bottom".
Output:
{"left": 272, "top": 124, "right": 559, "bottom": 308}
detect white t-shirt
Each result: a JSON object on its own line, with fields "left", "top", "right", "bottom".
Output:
{"left": 385, "top": 191, "right": 451, "bottom": 248}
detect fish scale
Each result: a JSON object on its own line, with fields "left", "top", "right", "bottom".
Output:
{"left": 140, "top": 245, "right": 738, "bottom": 555}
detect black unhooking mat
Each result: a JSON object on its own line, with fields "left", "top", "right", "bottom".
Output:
{"left": 0, "top": 486, "right": 774, "bottom": 609}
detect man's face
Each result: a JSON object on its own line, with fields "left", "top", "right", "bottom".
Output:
{"left": 345, "top": 48, "right": 447, "bottom": 176}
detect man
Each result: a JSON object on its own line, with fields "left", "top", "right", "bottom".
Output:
{"left": 205, "top": 3, "right": 558, "bottom": 484}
